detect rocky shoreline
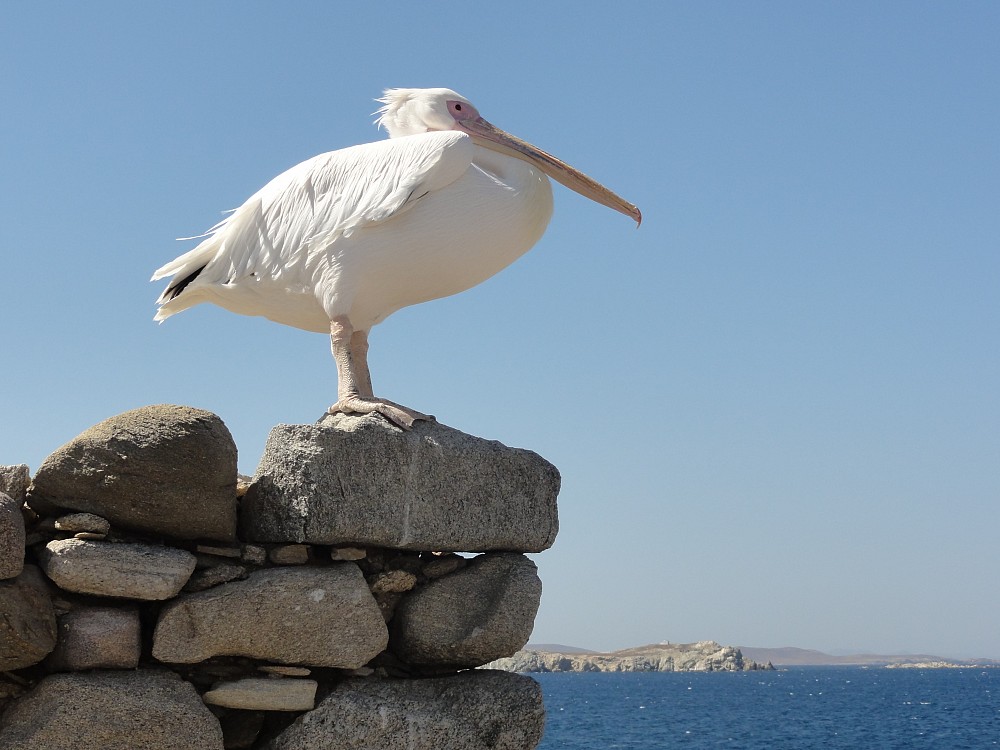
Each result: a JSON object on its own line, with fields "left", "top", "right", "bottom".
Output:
{"left": 485, "top": 641, "right": 774, "bottom": 673}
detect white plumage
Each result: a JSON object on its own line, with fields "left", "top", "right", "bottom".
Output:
{"left": 153, "top": 88, "right": 639, "bottom": 427}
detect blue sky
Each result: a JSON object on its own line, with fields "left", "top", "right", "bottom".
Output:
{"left": 3, "top": 2, "right": 998, "bottom": 658}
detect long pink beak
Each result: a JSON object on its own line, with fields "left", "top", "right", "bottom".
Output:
{"left": 457, "top": 116, "right": 642, "bottom": 226}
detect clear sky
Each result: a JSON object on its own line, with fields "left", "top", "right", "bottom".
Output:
{"left": 2, "top": 2, "right": 998, "bottom": 659}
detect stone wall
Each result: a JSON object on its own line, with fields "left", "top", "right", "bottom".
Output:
{"left": 0, "top": 405, "right": 559, "bottom": 749}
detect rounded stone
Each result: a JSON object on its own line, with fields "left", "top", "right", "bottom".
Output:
{"left": 29, "top": 405, "right": 238, "bottom": 542}
{"left": 390, "top": 553, "right": 541, "bottom": 668}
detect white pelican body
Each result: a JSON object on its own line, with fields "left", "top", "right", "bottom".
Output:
{"left": 154, "top": 88, "right": 639, "bottom": 427}
{"left": 154, "top": 131, "right": 552, "bottom": 333}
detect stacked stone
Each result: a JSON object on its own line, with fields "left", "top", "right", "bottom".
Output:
{"left": 0, "top": 405, "right": 559, "bottom": 749}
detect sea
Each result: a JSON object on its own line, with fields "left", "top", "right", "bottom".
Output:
{"left": 534, "top": 666, "right": 999, "bottom": 748}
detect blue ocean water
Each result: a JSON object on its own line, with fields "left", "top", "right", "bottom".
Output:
{"left": 535, "top": 667, "right": 999, "bottom": 748}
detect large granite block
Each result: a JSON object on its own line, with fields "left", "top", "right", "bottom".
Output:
{"left": 267, "top": 670, "right": 544, "bottom": 750}
{"left": 240, "top": 414, "right": 559, "bottom": 552}
{"left": 0, "top": 670, "right": 223, "bottom": 750}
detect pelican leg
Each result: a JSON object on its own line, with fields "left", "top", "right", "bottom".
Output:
{"left": 327, "top": 317, "right": 432, "bottom": 429}
{"left": 349, "top": 330, "right": 374, "bottom": 397}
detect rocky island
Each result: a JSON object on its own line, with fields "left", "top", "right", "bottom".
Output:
{"left": 485, "top": 641, "right": 773, "bottom": 673}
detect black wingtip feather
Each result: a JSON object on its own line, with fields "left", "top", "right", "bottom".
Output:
{"left": 165, "top": 265, "right": 207, "bottom": 301}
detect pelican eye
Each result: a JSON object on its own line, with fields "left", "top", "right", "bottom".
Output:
{"left": 447, "top": 100, "right": 470, "bottom": 118}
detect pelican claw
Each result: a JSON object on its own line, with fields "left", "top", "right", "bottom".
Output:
{"left": 327, "top": 397, "right": 434, "bottom": 430}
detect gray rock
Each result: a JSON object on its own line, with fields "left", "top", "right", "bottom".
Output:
{"left": 241, "top": 544, "right": 268, "bottom": 564}
{"left": 241, "top": 413, "right": 560, "bottom": 552}
{"left": 196, "top": 543, "right": 243, "bottom": 558}
{"left": 422, "top": 553, "right": 466, "bottom": 578}
{"left": 47, "top": 606, "right": 140, "bottom": 671}
{"left": 153, "top": 565, "right": 387, "bottom": 668}
{"left": 0, "top": 492, "right": 25, "bottom": 579}
{"left": 54, "top": 512, "right": 111, "bottom": 535}
{"left": 38, "top": 538, "right": 197, "bottom": 600}
{"left": 0, "top": 464, "right": 30, "bottom": 503}
{"left": 267, "top": 671, "right": 544, "bottom": 750}
{"left": 219, "top": 711, "right": 265, "bottom": 750}
{"left": 369, "top": 569, "right": 417, "bottom": 595}
{"left": 330, "top": 546, "right": 366, "bottom": 561}
{"left": 0, "top": 670, "right": 224, "bottom": 749}
{"left": 259, "top": 665, "right": 311, "bottom": 677}
{"left": 268, "top": 544, "right": 310, "bottom": 565}
{"left": 28, "top": 404, "right": 238, "bottom": 541}
{"left": 203, "top": 678, "right": 318, "bottom": 711}
{"left": 184, "top": 562, "right": 247, "bottom": 592}
{"left": 0, "top": 565, "right": 57, "bottom": 670}
{"left": 391, "top": 553, "right": 541, "bottom": 668}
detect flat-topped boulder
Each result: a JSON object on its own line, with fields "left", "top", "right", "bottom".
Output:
{"left": 28, "top": 405, "right": 238, "bottom": 542}
{"left": 38, "top": 539, "right": 196, "bottom": 600}
{"left": 241, "top": 414, "right": 559, "bottom": 552}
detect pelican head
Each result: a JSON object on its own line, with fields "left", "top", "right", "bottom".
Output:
{"left": 376, "top": 88, "right": 641, "bottom": 225}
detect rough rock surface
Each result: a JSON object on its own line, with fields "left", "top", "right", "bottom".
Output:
{"left": 47, "top": 606, "right": 141, "bottom": 671}
{"left": 267, "top": 671, "right": 544, "bottom": 750}
{"left": 241, "top": 413, "right": 559, "bottom": 552}
{"left": 153, "top": 565, "right": 387, "bottom": 668}
{"left": 38, "top": 538, "right": 196, "bottom": 599}
{"left": 0, "top": 464, "right": 30, "bottom": 503}
{"left": 0, "top": 670, "right": 224, "bottom": 749}
{"left": 0, "top": 565, "right": 57, "bottom": 670}
{"left": 184, "top": 561, "right": 247, "bottom": 592}
{"left": 54, "top": 512, "right": 111, "bottom": 535}
{"left": 391, "top": 553, "right": 541, "bottom": 668}
{"left": 268, "top": 544, "right": 310, "bottom": 565}
{"left": 484, "top": 641, "right": 774, "bottom": 673}
{"left": 28, "top": 405, "right": 238, "bottom": 541}
{"left": 203, "top": 677, "right": 318, "bottom": 711}
{"left": 0, "top": 491, "right": 25, "bottom": 579}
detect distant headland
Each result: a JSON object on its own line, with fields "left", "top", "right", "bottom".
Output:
{"left": 484, "top": 641, "right": 774, "bottom": 673}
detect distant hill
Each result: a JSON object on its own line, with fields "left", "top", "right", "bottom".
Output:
{"left": 525, "top": 643, "right": 595, "bottom": 655}
{"left": 523, "top": 643, "right": 1000, "bottom": 668}
{"left": 737, "top": 646, "right": 1000, "bottom": 667}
